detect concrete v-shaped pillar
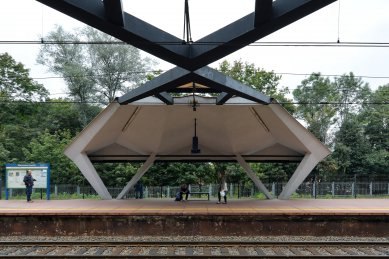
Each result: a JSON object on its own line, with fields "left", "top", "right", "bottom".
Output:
{"left": 278, "top": 153, "right": 319, "bottom": 200}
{"left": 235, "top": 154, "right": 274, "bottom": 199}
{"left": 116, "top": 153, "right": 157, "bottom": 199}
{"left": 64, "top": 103, "right": 121, "bottom": 199}
{"left": 72, "top": 152, "right": 112, "bottom": 199}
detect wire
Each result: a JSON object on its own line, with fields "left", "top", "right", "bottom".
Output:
{"left": 30, "top": 70, "right": 159, "bottom": 80}
{"left": 0, "top": 100, "right": 387, "bottom": 106}
{"left": 337, "top": 0, "right": 341, "bottom": 43}
{"left": 1, "top": 40, "right": 389, "bottom": 48}
{"left": 18, "top": 70, "right": 389, "bottom": 82}
{"left": 276, "top": 72, "right": 389, "bottom": 79}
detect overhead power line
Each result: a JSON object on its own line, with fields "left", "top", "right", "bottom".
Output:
{"left": 0, "top": 100, "right": 387, "bottom": 106}
{"left": 21, "top": 70, "right": 389, "bottom": 81}
{"left": 1, "top": 40, "right": 389, "bottom": 48}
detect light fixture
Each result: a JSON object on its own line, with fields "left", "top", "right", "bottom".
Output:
{"left": 191, "top": 118, "right": 201, "bottom": 154}
{"left": 192, "top": 82, "right": 197, "bottom": 111}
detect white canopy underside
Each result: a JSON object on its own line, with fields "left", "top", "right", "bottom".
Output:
{"left": 64, "top": 96, "right": 330, "bottom": 199}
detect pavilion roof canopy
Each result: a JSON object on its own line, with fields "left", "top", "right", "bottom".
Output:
{"left": 65, "top": 96, "right": 330, "bottom": 163}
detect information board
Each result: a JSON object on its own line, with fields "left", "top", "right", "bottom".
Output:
{"left": 5, "top": 164, "right": 50, "bottom": 189}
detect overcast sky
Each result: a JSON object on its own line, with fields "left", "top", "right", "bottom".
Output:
{"left": 0, "top": 0, "right": 388, "bottom": 97}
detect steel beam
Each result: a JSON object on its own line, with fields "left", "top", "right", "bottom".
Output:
{"left": 37, "top": 0, "right": 336, "bottom": 70}
{"left": 118, "top": 67, "right": 191, "bottom": 104}
{"left": 255, "top": 0, "right": 272, "bottom": 27}
{"left": 216, "top": 92, "right": 234, "bottom": 105}
{"left": 103, "top": 0, "right": 124, "bottom": 26}
{"left": 118, "top": 66, "right": 271, "bottom": 105}
{"left": 189, "top": 0, "right": 337, "bottom": 70}
{"left": 193, "top": 67, "right": 271, "bottom": 104}
{"left": 36, "top": 0, "right": 190, "bottom": 68}
{"left": 155, "top": 92, "right": 174, "bottom": 105}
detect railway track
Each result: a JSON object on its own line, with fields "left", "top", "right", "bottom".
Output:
{"left": 0, "top": 240, "right": 389, "bottom": 258}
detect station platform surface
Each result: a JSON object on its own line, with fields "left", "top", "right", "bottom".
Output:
{"left": 1, "top": 199, "right": 389, "bottom": 236}
{"left": 0, "top": 198, "right": 388, "bottom": 216}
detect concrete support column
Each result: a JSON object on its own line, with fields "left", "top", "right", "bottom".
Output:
{"left": 73, "top": 152, "right": 112, "bottom": 200}
{"left": 235, "top": 154, "right": 273, "bottom": 199}
{"left": 278, "top": 153, "right": 319, "bottom": 200}
{"left": 116, "top": 153, "right": 156, "bottom": 199}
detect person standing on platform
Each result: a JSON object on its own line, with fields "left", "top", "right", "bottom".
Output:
{"left": 217, "top": 170, "right": 228, "bottom": 204}
{"left": 23, "top": 170, "right": 36, "bottom": 203}
{"left": 134, "top": 180, "right": 143, "bottom": 199}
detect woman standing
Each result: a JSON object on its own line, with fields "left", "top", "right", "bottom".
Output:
{"left": 217, "top": 171, "right": 227, "bottom": 204}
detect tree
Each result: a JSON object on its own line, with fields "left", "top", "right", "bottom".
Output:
{"left": 293, "top": 73, "right": 339, "bottom": 144}
{"left": 333, "top": 114, "right": 370, "bottom": 176}
{"left": 358, "top": 85, "right": 389, "bottom": 175}
{"left": 218, "top": 60, "right": 295, "bottom": 113}
{"left": 334, "top": 72, "right": 371, "bottom": 124}
{"left": 37, "top": 25, "right": 154, "bottom": 103}
{"left": 23, "top": 130, "right": 81, "bottom": 184}
{"left": 360, "top": 85, "right": 389, "bottom": 151}
{"left": 0, "top": 53, "right": 50, "bottom": 163}
{"left": 0, "top": 53, "right": 49, "bottom": 101}
{"left": 36, "top": 99, "right": 101, "bottom": 135}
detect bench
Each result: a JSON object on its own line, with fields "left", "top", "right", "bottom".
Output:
{"left": 189, "top": 192, "right": 210, "bottom": 201}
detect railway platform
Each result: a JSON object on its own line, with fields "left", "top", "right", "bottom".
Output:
{"left": 0, "top": 199, "right": 388, "bottom": 236}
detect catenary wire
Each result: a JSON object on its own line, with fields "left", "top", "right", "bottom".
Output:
{"left": 1, "top": 40, "right": 389, "bottom": 47}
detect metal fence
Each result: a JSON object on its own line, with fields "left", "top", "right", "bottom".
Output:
{"left": 2, "top": 181, "right": 389, "bottom": 200}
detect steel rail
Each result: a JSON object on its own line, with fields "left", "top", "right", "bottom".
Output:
{"left": 0, "top": 240, "right": 388, "bottom": 258}
{"left": 1, "top": 240, "right": 389, "bottom": 246}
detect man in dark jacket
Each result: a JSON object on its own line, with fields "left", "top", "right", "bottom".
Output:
{"left": 23, "top": 170, "right": 36, "bottom": 203}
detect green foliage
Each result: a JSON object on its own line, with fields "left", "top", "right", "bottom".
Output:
{"left": 293, "top": 73, "right": 339, "bottom": 143}
{"left": 146, "top": 163, "right": 215, "bottom": 187}
{"left": 37, "top": 25, "right": 154, "bottom": 103}
{"left": 0, "top": 53, "right": 50, "bottom": 163}
{"left": 218, "top": 60, "right": 295, "bottom": 113}
{"left": 22, "top": 130, "right": 81, "bottom": 184}
{"left": 333, "top": 115, "right": 371, "bottom": 176}
{"left": 95, "top": 163, "right": 140, "bottom": 187}
{"left": 334, "top": 72, "right": 371, "bottom": 123}
{"left": 0, "top": 52, "right": 49, "bottom": 101}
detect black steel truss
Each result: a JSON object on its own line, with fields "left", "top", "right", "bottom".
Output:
{"left": 118, "top": 66, "right": 272, "bottom": 105}
{"left": 36, "top": 0, "right": 336, "bottom": 104}
{"left": 36, "top": 0, "right": 336, "bottom": 71}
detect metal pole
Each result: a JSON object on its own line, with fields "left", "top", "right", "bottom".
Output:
{"left": 370, "top": 182, "right": 373, "bottom": 196}
{"left": 312, "top": 181, "right": 316, "bottom": 198}
{"left": 351, "top": 182, "right": 355, "bottom": 197}
{"left": 354, "top": 174, "right": 357, "bottom": 198}
{"left": 331, "top": 182, "right": 335, "bottom": 197}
